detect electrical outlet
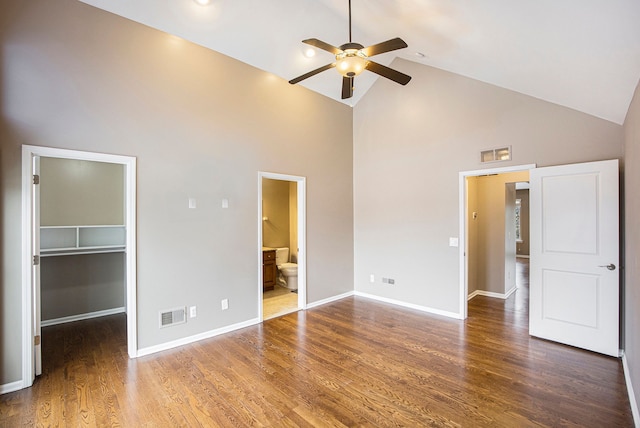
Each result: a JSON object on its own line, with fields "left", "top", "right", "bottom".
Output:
{"left": 370, "top": 274, "right": 375, "bottom": 283}
{"left": 221, "top": 299, "right": 229, "bottom": 310}
{"left": 382, "top": 277, "right": 395, "bottom": 285}
{"left": 189, "top": 306, "right": 197, "bottom": 318}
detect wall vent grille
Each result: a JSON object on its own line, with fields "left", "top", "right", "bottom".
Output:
{"left": 159, "top": 307, "right": 186, "bottom": 328}
{"left": 480, "top": 146, "right": 511, "bottom": 163}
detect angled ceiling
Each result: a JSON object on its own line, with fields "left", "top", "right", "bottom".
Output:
{"left": 79, "top": 0, "right": 640, "bottom": 124}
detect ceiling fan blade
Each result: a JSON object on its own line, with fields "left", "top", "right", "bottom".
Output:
{"left": 289, "top": 63, "right": 336, "bottom": 85}
{"left": 302, "top": 38, "right": 343, "bottom": 55}
{"left": 361, "top": 37, "right": 408, "bottom": 57}
{"left": 341, "top": 76, "right": 353, "bottom": 99}
{"left": 365, "top": 61, "right": 411, "bottom": 85}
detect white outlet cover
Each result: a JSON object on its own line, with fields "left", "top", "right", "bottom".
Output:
{"left": 188, "top": 198, "right": 197, "bottom": 209}
{"left": 189, "top": 306, "right": 197, "bottom": 318}
{"left": 221, "top": 299, "right": 229, "bottom": 310}
{"left": 449, "top": 237, "right": 459, "bottom": 247}
{"left": 221, "top": 198, "right": 229, "bottom": 209}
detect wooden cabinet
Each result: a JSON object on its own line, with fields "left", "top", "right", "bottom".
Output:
{"left": 263, "top": 250, "right": 276, "bottom": 292}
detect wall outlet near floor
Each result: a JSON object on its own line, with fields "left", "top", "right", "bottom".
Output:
{"left": 382, "top": 277, "right": 395, "bottom": 285}
{"left": 189, "top": 305, "right": 197, "bottom": 318}
{"left": 221, "top": 299, "right": 229, "bottom": 310}
{"left": 370, "top": 274, "right": 375, "bottom": 283}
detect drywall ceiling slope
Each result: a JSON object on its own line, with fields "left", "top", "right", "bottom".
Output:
{"left": 79, "top": 0, "right": 640, "bottom": 124}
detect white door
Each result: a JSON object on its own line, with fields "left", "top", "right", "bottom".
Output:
{"left": 33, "top": 156, "right": 42, "bottom": 376}
{"left": 530, "top": 159, "right": 619, "bottom": 357}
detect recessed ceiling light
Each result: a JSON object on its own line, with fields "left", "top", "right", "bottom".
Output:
{"left": 194, "top": 0, "right": 211, "bottom": 5}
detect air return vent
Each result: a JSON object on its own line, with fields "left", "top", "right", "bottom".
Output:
{"left": 480, "top": 146, "right": 511, "bottom": 163}
{"left": 159, "top": 307, "right": 186, "bottom": 328}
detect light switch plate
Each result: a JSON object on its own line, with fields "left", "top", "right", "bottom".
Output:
{"left": 188, "top": 198, "right": 197, "bottom": 209}
{"left": 449, "top": 237, "right": 459, "bottom": 247}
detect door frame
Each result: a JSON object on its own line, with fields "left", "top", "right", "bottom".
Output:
{"left": 257, "top": 172, "right": 306, "bottom": 320}
{"left": 21, "top": 145, "right": 137, "bottom": 389}
{"left": 458, "top": 163, "right": 536, "bottom": 319}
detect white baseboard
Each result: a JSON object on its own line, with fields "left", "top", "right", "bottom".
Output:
{"left": 306, "top": 291, "right": 354, "bottom": 309}
{"left": 136, "top": 317, "right": 261, "bottom": 358}
{"left": 0, "top": 380, "right": 25, "bottom": 395}
{"left": 41, "top": 307, "right": 126, "bottom": 327}
{"left": 622, "top": 352, "right": 640, "bottom": 427}
{"left": 354, "top": 291, "right": 463, "bottom": 320}
{"left": 468, "top": 287, "right": 517, "bottom": 301}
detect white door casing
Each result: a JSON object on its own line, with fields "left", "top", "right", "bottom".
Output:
{"left": 257, "top": 172, "right": 307, "bottom": 321}
{"left": 32, "top": 156, "right": 42, "bottom": 376}
{"left": 529, "top": 159, "right": 619, "bottom": 357}
{"left": 22, "top": 145, "right": 137, "bottom": 389}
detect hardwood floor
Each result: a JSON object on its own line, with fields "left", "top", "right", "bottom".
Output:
{"left": 1, "top": 260, "right": 633, "bottom": 426}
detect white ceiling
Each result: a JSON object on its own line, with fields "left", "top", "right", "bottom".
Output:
{"left": 79, "top": 0, "right": 640, "bottom": 124}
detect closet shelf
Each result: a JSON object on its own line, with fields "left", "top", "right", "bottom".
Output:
{"left": 40, "top": 225, "right": 126, "bottom": 256}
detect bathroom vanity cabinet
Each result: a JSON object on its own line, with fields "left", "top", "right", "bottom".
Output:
{"left": 263, "top": 250, "right": 276, "bottom": 291}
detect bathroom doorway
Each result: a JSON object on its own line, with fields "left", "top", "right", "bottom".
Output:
{"left": 258, "top": 172, "right": 306, "bottom": 320}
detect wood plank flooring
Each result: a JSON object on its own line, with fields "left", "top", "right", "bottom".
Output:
{"left": 1, "top": 259, "right": 633, "bottom": 426}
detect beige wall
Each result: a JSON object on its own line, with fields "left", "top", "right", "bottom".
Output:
{"left": 0, "top": 0, "right": 353, "bottom": 385}
{"left": 40, "top": 157, "right": 125, "bottom": 321}
{"left": 40, "top": 158, "right": 124, "bottom": 226}
{"left": 354, "top": 60, "right": 623, "bottom": 313}
{"left": 262, "top": 178, "right": 290, "bottom": 250}
{"left": 466, "top": 177, "right": 479, "bottom": 295}
{"left": 472, "top": 172, "right": 528, "bottom": 295}
{"left": 624, "top": 79, "right": 640, "bottom": 417}
{"left": 41, "top": 253, "right": 125, "bottom": 321}
{"left": 289, "top": 182, "right": 298, "bottom": 263}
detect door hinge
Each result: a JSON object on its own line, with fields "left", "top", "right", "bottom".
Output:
{"left": 34, "top": 335, "right": 41, "bottom": 346}
{"left": 33, "top": 174, "right": 40, "bottom": 185}
{"left": 33, "top": 255, "right": 40, "bottom": 266}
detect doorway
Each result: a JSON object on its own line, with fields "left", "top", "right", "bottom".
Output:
{"left": 258, "top": 172, "right": 306, "bottom": 320}
{"left": 21, "top": 145, "right": 137, "bottom": 389}
{"left": 458, "top": 164, "right": 535, "bottom": 319}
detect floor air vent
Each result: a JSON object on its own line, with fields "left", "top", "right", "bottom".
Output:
{"left": 159, "top": 307, "right": 186, "bottom": 328}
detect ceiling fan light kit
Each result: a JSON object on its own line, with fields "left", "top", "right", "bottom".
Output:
{"left": 289, "top": 0, "right": 411, "bottom": 99}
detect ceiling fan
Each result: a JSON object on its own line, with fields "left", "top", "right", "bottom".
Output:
{"left": 288, "top": 0, "right": 412, "bottom": 99}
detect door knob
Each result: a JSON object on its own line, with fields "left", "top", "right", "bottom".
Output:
{"left": 598, "top": 264, "right": 616, "bottom": 271}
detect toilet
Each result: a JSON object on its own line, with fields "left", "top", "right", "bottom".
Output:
{"left": 275, "top": 247, "right": 298, "bottom": 290}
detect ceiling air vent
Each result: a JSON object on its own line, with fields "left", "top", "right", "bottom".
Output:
{"left": 480, "top": 146, "right": 511, "bottom": 163}
{"left": 159, "top": 307, "right": 186, "bottom": 328}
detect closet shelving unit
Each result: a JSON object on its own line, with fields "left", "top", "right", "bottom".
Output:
{"left": 40, "top": 225, "right": 126, "bottom": 257}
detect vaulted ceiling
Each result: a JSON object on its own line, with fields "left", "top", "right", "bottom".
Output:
{"left": 79, "top": 0, "right": 640, "bottom": 125}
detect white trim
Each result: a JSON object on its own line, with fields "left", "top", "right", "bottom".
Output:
{"left": 21, "top": 145, "right": 138, "bottom": 391}
{"left": 355, "top": 291, "right": 463, "bottom": 320}
{"left": 41, "top": 307, "right": 126, "bottom": 327}
{"left": 258, "top": 172, "right": 307, "bottom": 321}
{"left": 306, "top": 291, "right": 355, "bottom": 309}
{"left": 467, "top": 287, "right": 517, "bottom": 301}
{"left": 136, "top": 318, "right": 261, "bottom": 357}
{"left": 622, "top": 352, "right": 640, "bottom": 427}
{"left": 458, "top": 163, "right": 536, "bottom": 320}
{"left": 0, "top": 381, "right": 25, "bottom": 395}
{"left": 21, "top": 147, "right": 34, "bottom": 389}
